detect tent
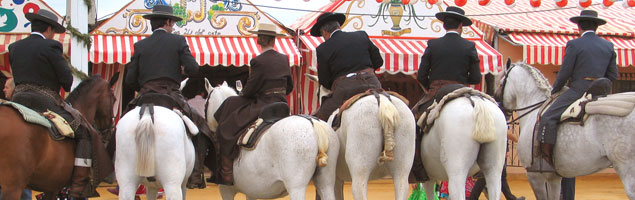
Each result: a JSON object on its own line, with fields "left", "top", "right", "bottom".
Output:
{"left": 89, "top": 0, "right": 302, "bottom": 117}
{"left": 459, "top": 0, "right": 635, "bottom": 91}
{"left": 290, "top": 0, "right": 503, "bottom": 114}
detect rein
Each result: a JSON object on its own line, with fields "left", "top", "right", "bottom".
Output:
{"left": 504, "top": 100, "right": 545, "bottom": 125}
{"left": 497, "top": 64, "right": 546, "bottom": 125}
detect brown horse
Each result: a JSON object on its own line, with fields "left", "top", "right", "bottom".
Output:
{"left": 0, "top": 76, "right": 116, "bottom": 200}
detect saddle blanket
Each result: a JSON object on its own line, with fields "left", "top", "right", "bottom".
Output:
{"left": 0, "top": 99, "right": 74, "bottom": 139}
{"left": 417, "top": 87, "right": 496, "bottom": 128}
{"left": 561, "top": 92, "right": 635, "bottom": 124}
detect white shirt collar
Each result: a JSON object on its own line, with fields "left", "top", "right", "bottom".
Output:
{"left": 582, "top": 30, "right": 595, "bottom": 36}
{"left": 31, "top": 32, "right": 46, "bottom": 39}
{"left": 154, "top": 28, "right": 167, "bottom": 33}
{"left": 446, "top": 31, "right": 459, "bottom": 35}
{"left": 330, "top": 29, "right": 341, "bottom": 38}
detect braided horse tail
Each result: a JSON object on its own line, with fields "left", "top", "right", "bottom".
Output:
{"left": 377, "top": 94, "right": 400, "bottom": 164}
{"left": 310, "top": 118, "right": 330, "bottom": 167}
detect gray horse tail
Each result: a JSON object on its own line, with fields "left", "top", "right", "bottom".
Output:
{"left": 311, "top": 118, "right": 330, "bottom": 167}
{"left": 377, "top": 95, "right": 400, "bottom": 164}
{"left": 135, "top": 107, "right": 156, "bottom": 177}
{"left": 471, "top": 97, "right": 497, "bottom": 143}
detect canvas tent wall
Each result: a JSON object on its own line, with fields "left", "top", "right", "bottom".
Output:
{"left": 289, "top": 0, "right": 503, "bottom": 114}
{"left": 89, "top": 0, "right": 302, "bottom": 118}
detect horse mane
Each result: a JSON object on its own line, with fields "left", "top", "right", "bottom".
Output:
{"left": 66, "top": 75, "right": 104, "bottom": 104}
{"left": 214, "top": 83, "right": 238, "bottom": 98}
{"left": 513, "top": 62, "right": 552, "bottom": 97}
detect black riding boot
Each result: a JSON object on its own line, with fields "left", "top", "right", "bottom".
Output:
{"left": 69, "top": 129, "right": 98, "bottom": 198}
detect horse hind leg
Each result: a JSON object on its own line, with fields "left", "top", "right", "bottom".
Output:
{"left": 146, "top": 186, "right": 160, "bottom": 200}
{"left": 219, "top": 185, "right": 237, "bottom": 200}
{"left": 287, "top": 187, "right": 307, "bottom": 200}
{"left": 526, "top": 172, "right": 560, "bottom": 200}
{"left": 118, "top": 178, "right": 142, "bottom": 200}
{"left": 476, "top": 139, "right": 506, "bottom": 200}
{"left": 386, "top": 157, "right": 412, "bottom": 200}
{"left": 613, "top": 162, "right": 635, "bottom": 199}
{"left": 162, "top": 184, "right": 184, "bottom": 200}
{"left": 423, "top": 181, "right": 436, "bottom": 200}
{"left": 334, "top": 178, "right": 345, "bottom": 200}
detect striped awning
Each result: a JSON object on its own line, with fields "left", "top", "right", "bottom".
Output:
{"left": 0, "top": 33, "right": 70, "bottom": 55}
{"left": 299, "top": 35, "right": 502, "bottom": 75}
{"left": 508, "top": 33, "right": 635, "bottom": 67}
{"left": 90, "top": 35, "right": 301, "bottom": 66}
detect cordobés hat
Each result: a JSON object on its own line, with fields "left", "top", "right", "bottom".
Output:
{"left": 435, "top": 6, "right": 472, "bottom": 26}
{"left": 248, "top": 23, "right": 285, "bottom": 37}
{"left": 310, "top": 12, "right": 346, "bottom": 37}
{"left": 570, "top": 10, "right": 606, "bottom": 25}
{"left": 25, "top": 9, "right": 65, "bottom": 33}
{"left": 143, "top": 5, "right": 183, "bottom": 21}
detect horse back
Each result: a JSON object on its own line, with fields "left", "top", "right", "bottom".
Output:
{"left": 0, "top": 106, "right": 74, "bottom": 192}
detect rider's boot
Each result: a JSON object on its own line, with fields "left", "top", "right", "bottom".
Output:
{"left": 220, "top": 155, "right": 234, "bottom": 185}
{"left": 409, "top": 127, "right": 429, "bottom": 183}
{"left": 69, "top": 128, "right": 99, "bottom": 198}
{"left": 187, "top": 135, "right": 208, "bottom": 189}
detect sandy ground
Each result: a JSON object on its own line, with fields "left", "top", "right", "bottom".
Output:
{"left": 82, "top": 172, "right": 627, "bottom": 200}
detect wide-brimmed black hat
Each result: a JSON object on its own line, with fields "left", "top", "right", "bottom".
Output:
{"left": 310, "top": 12, "right": 346, "bottom": 37}
{"left": 435, "top": 6, "right": 472, "bottom": 26}
{"left": 143, "top": 5, "right": 183, "bottom": 21}
{"left": 248, "top": 23, "right": 285, "bottom": 37}
{"left": 570, "top": 10, "right": 606, "bottom": 25}
{"left": 25, "top": 9, "right": 65, "bottom": 33}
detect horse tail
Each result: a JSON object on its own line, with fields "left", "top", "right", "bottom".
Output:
{"left": 311, "top": 118, "right": 330, "bottom": 167}
{"left": 135, "top": 107, "right": 156, "bottom": 177}
{"left": 471, "top": 97, "right": 497, "bottom": 143}
{"left": 377, "top": 95, "right": 400, "bottom": 164}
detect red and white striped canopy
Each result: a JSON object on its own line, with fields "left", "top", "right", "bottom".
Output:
{"left": 508, "top": 33, "right": 635, "bottom": 67}
{"left": 0, "top": 33, "right": 70, "bottom": 55}
{"left": 1, "top": 33, "right": 70, "bottom": 74}
{"left": 89, "top": 35, "right": 301, "bottom": 67}
{"left": 300, "top": 35, "right": 502, "bottom": 75}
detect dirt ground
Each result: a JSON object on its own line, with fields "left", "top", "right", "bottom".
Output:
{"left": 83, "top": 172, "right": 627, "bottom": 200}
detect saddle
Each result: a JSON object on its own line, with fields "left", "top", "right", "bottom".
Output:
{"left": 559, "top": 78, "right": 631, "bottom": 124}
{"left": 0, "top": 99, "right": 75, "bottom": 140}
{"left": 416, "top": 86, "right": 497, "bottom": 133}
{"left": 332, "top": 88, "right": 409, "bottom": 130}
{"left": 237, "top": 102, "right": 290, "bottom": 150}
{"left": 530, "top": 78, "right": 630, "bottom": 164}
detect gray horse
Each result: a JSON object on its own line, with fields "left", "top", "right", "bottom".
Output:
{"left": 497, "top": 62, "right": 635, "bottom": 200}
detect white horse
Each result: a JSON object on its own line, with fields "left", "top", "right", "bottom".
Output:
{"left": 205, "top": 82, "right": 340, "bottom": 200}
{"left": 418, "top": 88, "right": 508, "bottom": 200}
{"left": 115, "top": 106, "right": 197, "bottom": 200}
{"left": 496, "top": 62, "right": 635, "bottom": 200}
{"left": 307, "top": 74, "right": 416, "bottom": 200}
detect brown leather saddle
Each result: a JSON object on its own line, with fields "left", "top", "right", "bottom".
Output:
{"left": 237, "top": 102, "right": 290, "bottom": 150}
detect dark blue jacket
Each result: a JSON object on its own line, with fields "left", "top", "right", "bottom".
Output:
{"left": 552, "top": 32, "right": 618, "bottom": 94}
{"left": 126, "top": 29, "right": 199, "bottom": 90}
{"left": 417, "top": 33, "right": 481, "bottom": 89}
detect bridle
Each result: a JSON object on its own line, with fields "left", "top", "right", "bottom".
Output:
{"left": 496, "top": 64, "right": 546, "bottom": 125}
